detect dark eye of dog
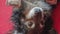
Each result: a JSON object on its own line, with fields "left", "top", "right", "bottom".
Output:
{"left": 28, "top": 22, "right": 33, "bottom": 27}
{"left": 40, "top": 20, "right": 45, "bottom": 25}
{"left": 44, "top": 15, "right": 47, "bottom": 20}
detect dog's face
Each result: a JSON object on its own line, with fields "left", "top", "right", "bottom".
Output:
{"left": 6, "top": 0, "right": 52, "bottom": 34}
{"left": 19, "top": 7, "right": 51, "bottom": 34}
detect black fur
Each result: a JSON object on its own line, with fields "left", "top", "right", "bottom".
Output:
{"left": 11, "top": 7, "right": 57, "bottom": 34}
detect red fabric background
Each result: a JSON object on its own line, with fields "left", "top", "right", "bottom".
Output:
{"left": 0, "top": 0, "right": 60, "bottom": 34}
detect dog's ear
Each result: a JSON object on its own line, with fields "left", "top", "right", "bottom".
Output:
{"left": 6, "top": 0, "right": 22, "bottom": 7}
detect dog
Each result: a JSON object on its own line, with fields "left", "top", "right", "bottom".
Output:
{"left": 6, "top": 0, "right": 57, "bottom": 34}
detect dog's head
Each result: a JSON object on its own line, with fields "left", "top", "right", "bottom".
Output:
{"left": 19, "top": 0, "right": 52, "bottom": 30}
{"left": 6, "top": 0, "right": 52, "bottom": 34}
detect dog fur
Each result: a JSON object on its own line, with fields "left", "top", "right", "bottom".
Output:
{"left": 6, "top": 0, "right": 58, "bottom": 34}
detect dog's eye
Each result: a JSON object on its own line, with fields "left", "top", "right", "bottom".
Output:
{"left": 44, "top": 15, "right": 47, "bottom": 20}
{"left": 28, "top": 22, "right": 33, "bottom": 27}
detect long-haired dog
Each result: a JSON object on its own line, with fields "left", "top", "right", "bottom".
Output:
{"left": 6, "top": 0, "right": 57, "bottom": 34}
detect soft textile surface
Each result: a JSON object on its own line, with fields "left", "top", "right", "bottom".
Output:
{"left": 0, "top": 0, "right": 60, "bottom": 34}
